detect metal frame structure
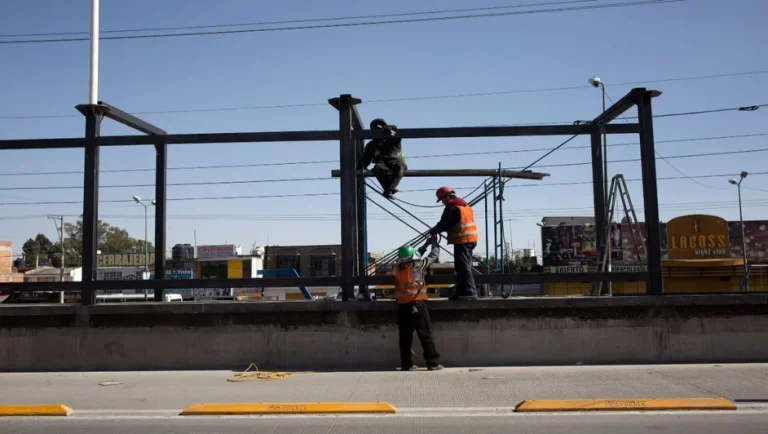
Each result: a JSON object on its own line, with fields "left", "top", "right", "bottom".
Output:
{"left": 0, "top": 88, "right": 664, "bottom": 302}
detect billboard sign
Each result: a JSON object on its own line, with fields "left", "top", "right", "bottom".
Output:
{"left": 198, "top": 245, "right": 236, "bottom": 259}
{"left": 540, "top": 215, "right": 767, "bottom": 267}
{"left": 667, "top": 215, "right": 729, "bottom": 259}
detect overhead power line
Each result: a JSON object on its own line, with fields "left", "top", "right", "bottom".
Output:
{"left": 0, "top": 0, "right": 596, "bottom": 38}
{"left": 0, "top": 0, "right": 679, "bottom": 45}
{"left": 2, "top": 147, "right": 765, "bottom": 192}
{"left": 1, "top": 197, "right": 767, "bottom": 222}
{"left": 1, "top": 171, "right": 765, "bottom": 207}
{"left": 2, "top": 69, "right": 766, "bottom": 121}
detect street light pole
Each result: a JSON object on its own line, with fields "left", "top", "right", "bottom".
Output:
{"left": 133, "top": 196, "right": 150, "bottom": 300}
{"left": 589, "top": 76, "right": 611, "bottom": 293}
{"left": 588, "top": 77, "right": 608, "bottom": 203}
{"left": 729, "top": 171, "right": 749, "bottom": 291}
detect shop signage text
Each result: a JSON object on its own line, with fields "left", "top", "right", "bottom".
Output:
{"left": 97, "top": 252, "right": 156, "bottom": 267}
{"left": 198, "top": 244, "right": 237, "bottom": 259}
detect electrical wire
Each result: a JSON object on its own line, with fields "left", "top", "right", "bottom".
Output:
{"left": 0, "top": 131, "right": 764, "bottom": 177}
{"left": 0, "top": 0, "right": 679, "bottom": 45}
{"left": 3, "top": 71, "right": 766, "bottom": 121}
{"left": 2, "top": 197, "right": 767, "bottom": 223}
{"left": 604, "top": 91, "right": 728, "bottom": 190}
{"left": 0, "top": 0, "right": 597, "bottom": 38}
{"left": 1, "top": 170, "right": 765, "bottom": 204}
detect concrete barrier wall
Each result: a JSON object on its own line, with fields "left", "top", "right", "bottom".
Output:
{"left": 1, "top": 295, "right": 767, "bottom": 371}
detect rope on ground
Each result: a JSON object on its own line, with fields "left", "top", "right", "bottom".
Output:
{"left": 226, "top": 363, "right": 293, "bottom": 382}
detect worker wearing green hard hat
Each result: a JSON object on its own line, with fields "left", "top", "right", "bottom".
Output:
{"left": 393, "top": 235, "right": 443, "bottom": 371}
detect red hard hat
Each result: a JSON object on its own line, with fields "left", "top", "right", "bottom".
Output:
{"left": 435, "top": 186, "right": 454, "bottom": 202}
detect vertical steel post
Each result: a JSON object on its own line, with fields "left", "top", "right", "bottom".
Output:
{"left": 77, "top": 104, "right": 106, "bottom": 305}
{"left": 153, "top": 138, "right": 167, "bottom": 301}
{"left": 484, "top": 180, "right": 489, "bottom": 270}
{"left": 356, "top": 131, "right": 369, "bottom": 299}
{"left": 491, "top": 176, "right": 502, "bottom": 272}
{"left": 636, "top": 91, "right": 663, "bottom": 295}
{"left": 498, "top": 163, "right": 505, "bottom": 272}
{"left": 590, "top": 132, "right": 607, "bottom": 296}
{"left": 337, "top": 95, "right": 360, "bottom": 301}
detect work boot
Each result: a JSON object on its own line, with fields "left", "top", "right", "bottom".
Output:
{"left": 427, "top": 364, "right": 444, "bottom": 371}
{"left": 457, "top": 295, "right": 478, "bottom": 301}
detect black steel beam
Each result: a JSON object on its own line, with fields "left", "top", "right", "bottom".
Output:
{"left": 591, "top": 88, "right": 645, "bottom": 126}
{"left": 0, "top": 124, "right": 645, "bottom": 151}
{"left": 0, "top": 137, "right": 89, "bottom": 151}
{"left": 333, "top": 95, "right": 362, "bottom": 301}
{"left": 153, "top": 137, "right": 167, "bottom": 301}
{"left": 76, "top": 104, "right": 108, "bottom": 306}
{"left": 636, "top": 90, "right": 664, "bottom": 295}
{"left": 92, "top": 276, "right": 345, "bottom": 290}
{"left": 357, "top": 272, "right": 649, "bottom": 286}
{"left": 98, "top": 101, "right": 167, "bottom": 136}
{"left": 332, "top": 169, "right": 549, "bottom": 180}
{"left": 590, "top": 133, "right": 608, "bottom": 296}
{"left": 352, "top": 123, "right": 640, "bottom": 140}
{"left": 0, "top": 131, "right": 339, "bottom": 150}
{"left": 352, "top": 108, "right": 369, "bottom": 299}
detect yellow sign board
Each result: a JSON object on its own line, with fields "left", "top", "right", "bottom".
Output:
{"left": 667, "top": 214, "right": 729, "bottom": 259}
{"left": 97, "top": 252, "right": 156, "bottom": 267}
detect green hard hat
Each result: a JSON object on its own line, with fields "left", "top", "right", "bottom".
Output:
{"left": 398, "top": 245, "right": 416, "bottom": 260}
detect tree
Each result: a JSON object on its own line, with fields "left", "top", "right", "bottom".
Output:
{"left": 45, "top": 217, "right": 153, "bottom": 267}
{"left": 475, "top": 243, "right": 533, "bottom": 274}
{"left": 22, "top": 233, "right": 56, "bottom": 267}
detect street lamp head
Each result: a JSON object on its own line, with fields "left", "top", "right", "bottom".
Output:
{"left": 740, "top": 171, "right": 748, "bottom": 179}
{"left": 132, "top": 196, "right": 142, "bottom": 203}
{"left": 588, "top": 77, "right": 602, "bottom": 87}
{"left": 729, "top": 179, "right": 738, "bottom": 185}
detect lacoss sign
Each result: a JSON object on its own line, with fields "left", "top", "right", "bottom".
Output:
{"left": 667, "top": 214, "right": 729, "bottom": 259}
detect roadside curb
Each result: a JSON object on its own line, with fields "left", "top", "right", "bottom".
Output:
{"left": 0, "top": 405, "right": 73, "bottom": 417}
{"left": 179, "top": 402, "right": 397, "bottom": 415}
{"left": 514, "top": 398, "right": 737, "bottom": 412}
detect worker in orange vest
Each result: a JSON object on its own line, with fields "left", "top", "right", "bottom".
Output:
{"left": 429, "top": 186, "right": 479, "bottom": 300}
{"left": 394, "top": 236, "right": 443, "bottom": 371}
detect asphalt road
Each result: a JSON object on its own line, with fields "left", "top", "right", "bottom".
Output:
{"left": 3, "top": 411, "right": 767, "bottom": 434}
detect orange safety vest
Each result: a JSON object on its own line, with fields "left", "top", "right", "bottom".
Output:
{"left": 447, "top": 205, "right": 478, "bottom": 245}
{"left": 394, "top": 263, "right": 428, "bottom": 303}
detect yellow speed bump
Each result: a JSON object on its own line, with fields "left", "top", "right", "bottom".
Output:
{"left": 515, "top": 398, "right": 736, "bottom": 412}
{"left": 180, "top": 402, "right": 397, "bottom": 416}
{"left": 0, "top": 405, "right": 73, "bottom": 417}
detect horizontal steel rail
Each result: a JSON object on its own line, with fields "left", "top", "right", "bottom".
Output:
{"left": 331, "top": 169, "right": 550, "bottom": 180}
{"left": 0, "top": 130, "right": 341, "bottom": 150}
{"left": 352, "top": 124, "right": 641, "bottom": 140}
{"left": 0, "top": 272, "right": 648, "bottom": 294}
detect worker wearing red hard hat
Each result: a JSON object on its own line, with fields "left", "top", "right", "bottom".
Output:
{"left": 428, "top": 186, "right": 479, "bottom": 300}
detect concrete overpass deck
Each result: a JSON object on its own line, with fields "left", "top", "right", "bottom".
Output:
{"left": 1, "top": 294, "right": 767, "bottom": 371}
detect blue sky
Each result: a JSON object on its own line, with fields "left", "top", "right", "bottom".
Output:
{"left": 0, "top": 0, "right": 766, "bottom": 260}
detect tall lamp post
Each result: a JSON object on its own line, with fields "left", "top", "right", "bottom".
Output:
{"left": 728, "top": 171, "right": 749, "bottom": 291}
{"left": 132, "top": 196, "right": 156, "bottom": 300}
{"left": 588, "top": 76, "right": 608, "bottom": 202}
{"left": 589, "top": 76, "right": 610, "bottom": 294}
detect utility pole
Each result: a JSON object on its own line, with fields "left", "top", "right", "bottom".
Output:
{"left": 48, "top": 215, "right": 66, "bottom": 304}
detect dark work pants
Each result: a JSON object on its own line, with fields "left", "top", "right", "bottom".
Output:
{"left": 453, "top": 243, "right": 477, "bottom": 296}
{"left": 372, "top": 163, "right": 406, "bottom": 195}
{"left": 398, "top": 301, "right": 440, "bottom": 369}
